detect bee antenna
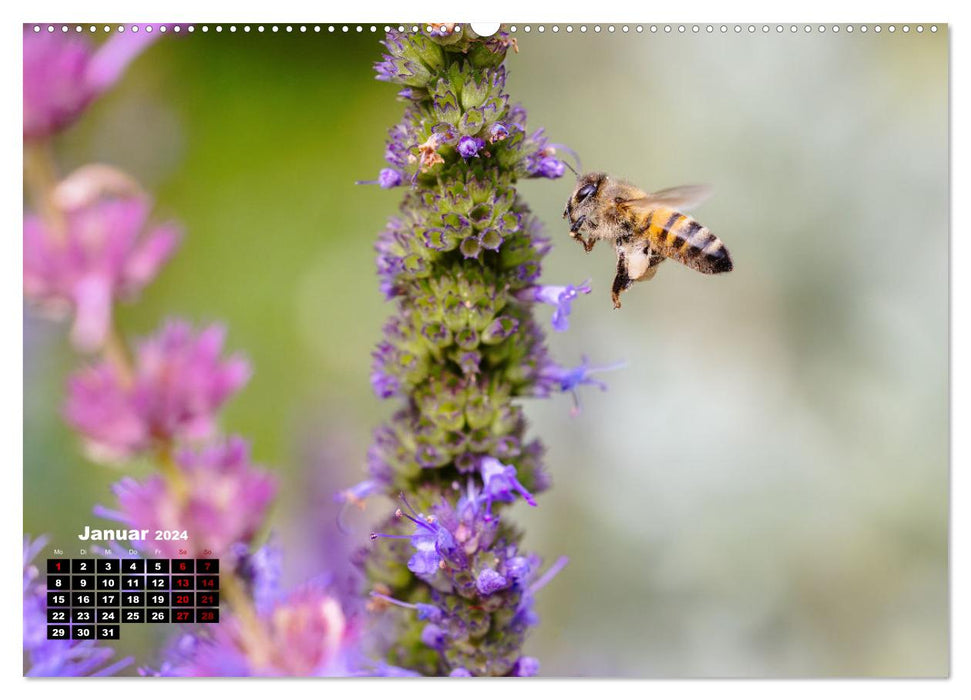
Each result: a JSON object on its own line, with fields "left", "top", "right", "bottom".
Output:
{"left": 552, "top": 144, "right": 583, "bottom": 176}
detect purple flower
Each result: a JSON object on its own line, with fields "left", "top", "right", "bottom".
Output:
{"left": 431, "top": 122, "right": 458, "bottom": 144}
{"left": 335, "top": 479, "right": 382, "bottom": 508}
{"left": 362, "top": 29, "right": 585, "bottom": 675}
{"left": 519, "top": 280, "right": 592, "bottom": 332}
{"left": 65, "top": 321, "right": 250, "bottom": 458}
{"left": 521, "top": 128, "right": 569, "bottom": 180}
{"left": 23, "top": 536, "right": 131, "bottom": 676}
{"left": 456, "top": 350, "right": 481, "bottom": 376}
{"left": 407, "top": 512, "right": 460, "bottom": 576}
{"left": 513, "top": 556, "right": 569, "bottom": 631}
{"left": 370, "top": 341, "right": 401, "bottom": 398}
{"left": 98, "top": 436, "right": 276, "bottom": 558}
{"left": 420, "top": 624, "right": 447, "bottom": 650}
{"left": 537, "top": 356, "right": 624, "bottom": 415}
{"left": 384, "top": 123, "right": 413, "bottom": 169}
{"left": 475, "top": 568, "right": 509, "bottom": 596}
{"left": 378, "top": 168, "right": 402, "bottom": 187}
{"left": 371, "top": 494, "right": 473, "bottom": 578}
{"left": 374, "top": 58, "right": 398, "bottom": 83}
{"left": 457, "top": 135, "right": 485, "bottom": 159}
{"left": 479, "top": 457, "right": 537, "bottom": 511}
{"left": 488, "top": 122, "right": 509, "bottom": 143}
{"left": 369, "top": 499, "right": 566, "bottom": 675}
{"left": 369, "top": 591, "right": 443, "bottom": 623}
{"left": 234, "top": 539, "right": 284, "bottom": 614}
{"left": 356, "top": 168, "right": 402, "bottom": 188}
{"left": 512, "top": 656, "right": 540, "bottom": 677}
{"left": 23, "top": 194, "right": 180, "bottom": 351}
{"left": 374, "top": 218, "right": 407, "bottom": 298}
{"left": 23, "top": 26, "right": 165, "bottom": 140}
{"left": 534, "top": 156, "right": 566, "bottom": 179}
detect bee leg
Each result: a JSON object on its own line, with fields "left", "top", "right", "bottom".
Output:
{"left": 611, "top": 252, "right": 632, "bottom": 309}
{"left": 571, "top": 232, "right": 596, "bottom": 253}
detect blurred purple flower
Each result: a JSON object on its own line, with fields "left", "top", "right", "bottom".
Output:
{"left": 23, "top": 26, "right": 165, "bottom": 140}
{"left": 356, "top": 168, "right": 403, "bottom": 189}
{"left": 536, "top": 355, "right": 624, "bottom": 415}
{"left": 475, "top": 568, "right": 508, "bottom": 596}
{"left": 518, "top": 280, "right": 592, "bottom": 332}
{"left": 511, "top": 656, "right": 540, "bottom": 677}
{"left": 370, "top": 341, "right": 401, "bottom": 398}
{"left": 374, "top": 218, "right": 406, "bottom": 299}
{"left": 98, "top": 436, "right": 276, "bottom": 558}
{"left": 23, "top": 536, "right": 131, "bottom": 676}
{"left": 65, "top": 321, "right": 250, "bottom": 458}
{"left": 420, "top": 624, "right": 447, "bottom": 650}
{"left": 335, "top": 478, "right": 382, "bottom": 508}
{"left": 23, "top": 194, "right": 180, "bottom": 351}
{"left": 158, "top": 584, "right": 352, "bottom": 676}
{"left": 233, "top": 539, "right": 284, "bottom": 614}
{"left": 521, "top": 128, "right": 568, "bottom": 180}
{"left": 533, "top": 156, "right": 565, "bottom": 179}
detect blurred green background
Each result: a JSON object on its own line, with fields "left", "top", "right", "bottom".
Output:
{"left": 24, "top": 26, "right": 948, "bottom": 676}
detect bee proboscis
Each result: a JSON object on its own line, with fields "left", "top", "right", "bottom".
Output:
{"left": 563, "top": 172, "right": 733, "bottom": 308}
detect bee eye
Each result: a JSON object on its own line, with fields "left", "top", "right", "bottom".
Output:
{"left": 575, "top": 183, "right": 597, "bottom": 203}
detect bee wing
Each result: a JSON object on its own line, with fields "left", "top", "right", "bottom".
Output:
{"left": 624, "top": 184, "right": 713, "bottom": 212}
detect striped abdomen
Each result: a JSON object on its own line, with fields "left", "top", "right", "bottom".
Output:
{"left": 644, "top": 207, "right": 733, "bottom": 274}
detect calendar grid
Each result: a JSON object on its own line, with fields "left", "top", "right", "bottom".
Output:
{"left": 46, "top": 558, "right": 219, "bottom": 640}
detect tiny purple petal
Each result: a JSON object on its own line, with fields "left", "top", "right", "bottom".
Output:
{"left": 359, "top": 168, "right": 404, "bottom": 188}
{"left": 506, "top": 556, "right": 532, "bottom": 581}
{"left": 488, "top": 122, "right": 509, "bottom": 143}
{"left": 407, "top": 541, "right": 441, "bottom": 577}
{"left": 378, "top": 168, "right": 402, "bottom": 188}
{"left": 415, "top": 603, "right": 442, "bottom": 622}
{"left": 334, "top": 479, "right": 381, "bottom": 506}
{"left": 457, "top": 135, "right": 485, "bottom": 159}
{"left": 536, "top": 357, "right": 625, "bottom": 415}
{"left": 475, "top": 568, "right": 509, "bottom": 596}
{"left": 523, "top": 280, "right": 592, "bottom": 333}
{"left": 512, "top": 656, "right": 540, "bottom": 677}
{"left": 420, "top": 623, "right": 447, "bottom": 650}
{"left": 536, "top": 156, "right": 565, "bottom": 179}
{"left": 480, "top": 456, "right": 537, "bottom": 508}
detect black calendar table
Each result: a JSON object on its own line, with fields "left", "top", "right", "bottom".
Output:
{"left": 46, "top": 558, "right": 219, "bottom": 640}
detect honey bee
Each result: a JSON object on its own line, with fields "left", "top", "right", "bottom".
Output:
{"left": 563, "top": 172, "right": 733, "bottom": 308}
